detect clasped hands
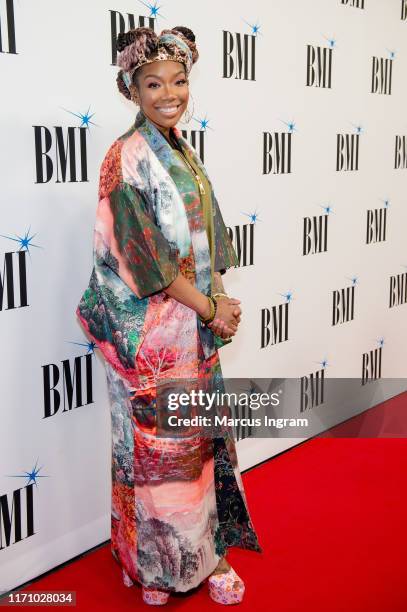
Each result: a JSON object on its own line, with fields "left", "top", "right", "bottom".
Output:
{"left": 207, "top": 297, "right": 242, "bottom": 339}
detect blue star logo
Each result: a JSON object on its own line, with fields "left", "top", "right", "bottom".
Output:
{"left": 279, "top": 119, "right": 297, "bottom": 133}
{"left": 380, "top": 198, "right": 390, "bottom": 208}
{"left": 376, "top": 337, "right": 385, "bottom": 348}
{"left": 323, "top": 35, "right": 337, "bottom": 49}
{"left": 315, "top": 358, "right": 329, "bottom": 369}
{"left": 386, "top": 48, "right": 396, "bottom": 59}
{"left": 0, "top": 227, "right": 42, "bottom": 259}
{"left": 243, "top": 18, "right": 261, "bottom": 37}
{"left": 6, "top": 459, "right": 49, "bottom": 488}
{"left": 279, "top": 290, "right": 293, "bottom": 303}
{"left": 138, "top": 0, "right": 163, "bottom": 19}
{"left": 346, "top": 276, "right": 358, "bottom": 286}
{"left": 68, "top": 340, "right": 97, "bottom": 354}
{"left": 242, "top": 210, "right": 261, "bottom": 223}
{"left": 62, "top": 105, "right": 97, "bottom": 130}
{"left": 319, "top": 203, "right": 333, "bottom": 214}
{"left": 193, "top": 115, "right": 212, "bottom": 132}
{"left": 350, "top": 122, "right": 364, "bottom": 135}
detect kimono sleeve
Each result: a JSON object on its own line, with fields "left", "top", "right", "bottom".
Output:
{"left": 106, "top": 181, "right": 180, "bottom": 299}
{"left": 212, "top": 193, "right": 239, "bottom": 275}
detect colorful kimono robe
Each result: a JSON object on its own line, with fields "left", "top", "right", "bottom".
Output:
{"left": 76, "top": 109, "right": 262, "bottom": 592}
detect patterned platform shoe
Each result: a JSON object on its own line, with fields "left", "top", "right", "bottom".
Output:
{"left": 122, "top": 570, "right": 170, "bottom": 606}
{"left": 208, "top": 565, "right": 245, "bottom": 605}
{"left": 141, "top": 586, "right": 170, "bottom": 606}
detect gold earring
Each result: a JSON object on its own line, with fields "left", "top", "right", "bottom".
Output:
{"left": 180, "top": 92, "right": 195, "bottom": 125}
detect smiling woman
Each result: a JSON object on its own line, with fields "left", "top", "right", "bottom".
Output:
{"left": 77, "top": 25, "right": 261, "bottom": 607}
{"left": 132, "top": 61, "right": 189, "bottom": 131}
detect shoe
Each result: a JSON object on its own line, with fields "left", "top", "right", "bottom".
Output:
{"left": 142, "top": 586, "right": 170, "bottom": 606}
{"left": 208, "top": 566, "right": 245, "bottom": 604}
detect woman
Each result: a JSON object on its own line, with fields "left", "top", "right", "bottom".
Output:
{"left": 76, "top": 25, "right": 262, "bottom": 605}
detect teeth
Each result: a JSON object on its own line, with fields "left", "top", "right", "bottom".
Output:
{"left": 157, "top": 106, "right": 178, "bottom": 113}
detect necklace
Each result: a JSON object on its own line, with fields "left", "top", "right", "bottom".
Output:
{"left": 174, "top": 147, "right": 206, "bottom": 195}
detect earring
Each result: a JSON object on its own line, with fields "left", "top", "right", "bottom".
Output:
{"left": 179, "top": 92, "right": 195, "bottom": 125}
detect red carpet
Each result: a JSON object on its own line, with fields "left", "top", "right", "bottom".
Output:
{"left": 11, "top": 392, "right": 407, "bottom": 610}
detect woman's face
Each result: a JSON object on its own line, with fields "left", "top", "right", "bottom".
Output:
{"left": 133, "top": 60, "right": 189, "bottom": 132}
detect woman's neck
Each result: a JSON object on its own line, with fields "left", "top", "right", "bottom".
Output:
{"left": 165, "top": 127, "right": 180, "bottom": 150}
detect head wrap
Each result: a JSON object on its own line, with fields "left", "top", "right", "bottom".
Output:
{"left": 117, "top": 28, "right": 197, "bottom": 93}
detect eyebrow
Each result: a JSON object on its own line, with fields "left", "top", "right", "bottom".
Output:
{"left": 143, "top": 70, "right": 185, "bottom": 80}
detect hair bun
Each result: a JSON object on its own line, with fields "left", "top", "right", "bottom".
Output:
{"left": 116, "top": 27, "right": 159, "bottom": 72}
{"left": 169, "top": 26, "right": 198, "bottom": 64}
{"left": 172, "top": 26, "right": 196, "bottom": 43}
{"left": 116, "top": 31, "right": 135, "bottom": 53}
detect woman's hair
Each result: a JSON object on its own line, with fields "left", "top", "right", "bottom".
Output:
{"left": 116, "top": 26, "right": 198, "bottom": 100}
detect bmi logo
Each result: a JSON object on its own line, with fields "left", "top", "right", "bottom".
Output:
{"left": 230, "top": 381, "right": 259, "bottom": 442}
{"left": 336, "top": 123, "right": 362, "bottom": 171}
{"left": 0, "top": 459, "right": 48, "bottom": 551}
{"left": 179, "top": 114, "right": 211, "bottom": 163}
{"left": 303, "top": 204, "right": 332, "bottom": 255}
{"left": 394, "top": 135, "right": 407, "bottom": 169}
{"left": 371, "top": 49, "right": 394, "bottom": 95}
{"left": 332, "top": 277, "right": 357, "bottom": 326}
{"left": 222, "top": 19, "right": 260, "bottom": 81}
{"left": 226, "top": 210, "right": 258, "bottom": 267}
{"left": 42, "top": 341, "right": 96, "bottom": 418}
{"left": 0, "top": 229, "right": 40, "bottom": 312}
{"left": 263, "top": 119, "right": 296, "bottom": 175}
{"left": 362, "top": 338, "right": 383, "bottom": 385}
{"left": 110, "top": 1, "right": 160, "bottom": 65}
{"left": 306, "top": 36, "right": 335, "bottom": 88}
{"left": 0, "top": 0, "right": 17, "bottom": 54}
{"left": 341, "top": 0, "right": 365, "bottom": 9}
{"left": 300, "top": 360, "right": 327, "bottom": 413}
{"left": 33, "top": 107, "right": 96, "bottom": 184}
{"left": 366, "top": 199, "right": 388, "bottom": 244}
{"left": 261, "top": 291, "right": 292, "bottom": 348}
{"left": 389, "top": 267, "right": 407, "bottom": 308}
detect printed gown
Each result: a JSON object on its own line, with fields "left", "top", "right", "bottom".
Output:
{"left": 76, "top": 109, "right": 262, "bottom": 592}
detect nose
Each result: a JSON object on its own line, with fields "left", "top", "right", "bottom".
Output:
{"left": 160, "top": 83, "right": 178, "bottom": 100}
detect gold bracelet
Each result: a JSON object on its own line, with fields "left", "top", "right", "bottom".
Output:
{"left": 212, "top": 292, "right": 228, "bottom": 300}
{"left": 199, "top": 296, "right": 217, "bottom": 324}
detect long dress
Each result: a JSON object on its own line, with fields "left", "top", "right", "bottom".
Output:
{"left": 76, "top": 109, "right": 262, "bottom": 592}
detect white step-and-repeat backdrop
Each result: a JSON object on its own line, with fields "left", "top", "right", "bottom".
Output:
{"left": 1, "top": 0, "right": 407, "bottom": 592}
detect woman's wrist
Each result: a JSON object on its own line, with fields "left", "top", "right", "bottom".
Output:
{"left": 197, "top": 294, "right": 212, "bottom": 319}
{"left": 199, "top": 296, "right": 217, "bottom": 324}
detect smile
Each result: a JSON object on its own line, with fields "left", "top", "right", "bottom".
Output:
{"left": 156, "top": 104, "right": 181, "bottom": 115}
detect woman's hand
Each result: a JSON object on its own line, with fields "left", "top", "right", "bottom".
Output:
{"left": 207, "top": 297, "right": 242, "bottom": 338}
{"left": 162, "top": 273, "right": 241, "bottom": 339}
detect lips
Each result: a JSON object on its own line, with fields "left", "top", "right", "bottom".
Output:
{"left": 156, "top": 104, "right": 181, "bottom": 115}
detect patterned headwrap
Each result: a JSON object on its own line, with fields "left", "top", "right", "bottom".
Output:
{"left": 117, "top": 27, "right": 197, "bottom": 93}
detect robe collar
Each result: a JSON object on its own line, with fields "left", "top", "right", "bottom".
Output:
{"left": 133, "top": 108, "right": 187, "bottom": 158}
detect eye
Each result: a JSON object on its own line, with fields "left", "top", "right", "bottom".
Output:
{"left": 147, "top": 82, "right": 160, "bottom": 89}
{"left": 176, "top": 79, "right": 187, "bottom": 85}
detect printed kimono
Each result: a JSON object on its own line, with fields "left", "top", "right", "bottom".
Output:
{"left": 76, "top": 109, "right": 262, "bottom": 592}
